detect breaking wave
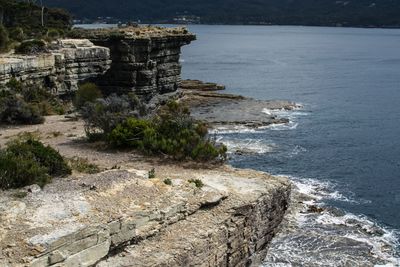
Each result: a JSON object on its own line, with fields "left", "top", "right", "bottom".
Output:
{"left": 217, "top": 137, "right": 276, "bottom": 154}
{"left": 263, "top": 176, "right": 400, "bottom": 267}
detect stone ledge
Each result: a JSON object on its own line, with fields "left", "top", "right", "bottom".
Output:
{"left": 0, "top": 167, "right": 289, "bottom": 267}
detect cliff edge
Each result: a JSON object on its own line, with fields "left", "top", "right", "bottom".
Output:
{"left": 0, "top": 113, "right": 290, "bottom": 267}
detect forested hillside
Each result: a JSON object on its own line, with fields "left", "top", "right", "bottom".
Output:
{"left": 0, "top": 0, "right": 70, "bottom": 33}
{"left": 45, "top": 0, "right": 400, "bottom": 27}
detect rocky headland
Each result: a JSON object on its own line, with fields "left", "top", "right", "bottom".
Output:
{"left": 0, "top": 26, "right": 296, "bottom": 267}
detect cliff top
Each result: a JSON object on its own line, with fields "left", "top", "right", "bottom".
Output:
{"left": 70, "top": 25, "right": 196, "bottom": 41}
{"left": 0, "top": 116, "right": 289, "bottom": 266}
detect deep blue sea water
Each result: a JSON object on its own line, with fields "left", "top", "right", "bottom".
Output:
{"left": 77, "top": 23, "right": 400, "bottom": 264}
{"left": 179, "top": 25, "right": 400, "bottom": 260}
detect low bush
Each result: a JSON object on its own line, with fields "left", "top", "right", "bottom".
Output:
{"left": 164, "top": 178, "right": 172, "bottom": 185}
{"left": 81, "top": 93, "right": 146, "bottom": 139}
{"left": 148, "top": 168, "right": 156, "bottom": 179}
{"left": 0, "top": 136, "right": 71, "bottom": 190}
{"left": 68, "top": 157, "right": 100, "bottom": 174}
{"left": 0, "top": 81, "right": 67, "bottom": 125}
{"left": 188, "top": 179, "right": 204, "bottom": 188}
{"left": 15, "top": 39, "right": 47, "bottom": 54}
{"left": 108, "top": 101, "right": 227, "bottom": 162}
{"left": 74, "top": 83, "right": 102, "bottom": 110}
{"left": 0, "top": 95, "right": 44, "bottom": 124}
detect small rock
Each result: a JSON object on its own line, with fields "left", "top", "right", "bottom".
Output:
{"left": 25, "top": 184, "right": 41, "bottom": 193}
{"left": 307, "top": 205, "right": 325, "bottom": 213}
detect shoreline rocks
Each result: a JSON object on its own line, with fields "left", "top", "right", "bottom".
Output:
{"left": 180, "top": 79, "right": 299, "bottom": 130}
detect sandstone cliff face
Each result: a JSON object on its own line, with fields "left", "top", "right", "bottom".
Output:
{"left": 81, "top": 26, "right": 196, "bottom": 98}
{"left": 0, "top": 27, "right": 194, "bottom": 99}
{"left": 0, "top": 39, "right": 111, "bottom": 94}
{"left": 0, "top": 166, "right": 290, "bottom": 267}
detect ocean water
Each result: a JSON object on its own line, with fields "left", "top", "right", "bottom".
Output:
{"left": 180, "top": 25, "right": 400, "bottom": 265}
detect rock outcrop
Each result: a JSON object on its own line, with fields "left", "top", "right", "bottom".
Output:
{"left": 0, "top": 26, "right": 194, "bottom": 99}
{"left": 0, "top": 39, "right": 111, "bottom": 94}
{"left": 75, "top": 26, "right": 196, "bottom": 99}
{"left": 0, "top": 166, "right": 290, "bottom": 267}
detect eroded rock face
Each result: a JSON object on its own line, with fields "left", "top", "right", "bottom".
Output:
{"left": 82, "top": 26, "right": 196, "bottom": 99}
{"left": 0, "top": 39, "right": 111, "bottom": 94}
{"left": 0, "top": 167, "right": 290, "bottom": 267}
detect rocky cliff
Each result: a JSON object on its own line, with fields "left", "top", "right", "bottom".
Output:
{"left": 0, "top": 26, "right": 195, "bottom": 99}
{"left": 0, "top": 39, "right": 111, "bottom": 94}
{"left": 74, "top": 26, "right": 196, "bottom": 99}
{"left": 0, "top": 164, "right": 290, "bottom": 267}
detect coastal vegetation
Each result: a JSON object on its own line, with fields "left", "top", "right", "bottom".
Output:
{"left": 188, "top": 179, "right": 204, "bottom": 189}
{"left": 108, "top": 101, "right": 226, "bottom": 161}
{"left": 73, "top": 82, "right": 103, "bottom": 110}
{"left": 77, "top": 84, "right": 226, "bottom": 162}
{"left": 0, "top": 0, "right": 71, "bottom": 53}
{"left": 68, "top": 157, "right": 101, "bottom": 174}
{"left": 0, "top": 79, "right": 66, "bottom": 125}
{"left": 0, "top": 134, "right": 71, "bottom": 189}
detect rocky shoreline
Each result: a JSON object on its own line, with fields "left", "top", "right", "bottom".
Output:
{"left": 180, "top": 80, "right": 300, "bottom": 129}
{"left": 0, "top": 80, "right": 298, "bottom": 267}
{"left": 0, "top": 24, "right": 300, "bottom": 266}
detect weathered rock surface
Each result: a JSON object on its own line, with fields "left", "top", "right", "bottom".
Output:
{"left": 0, "top": 166, "right": 290, "bottom": 267}
{"left": 77, "top": 26, "right": 196, "bottom": 98}
{"left": 180, "top": 79, "right": 226, "bottom": 91}
{"left": 0, "top": 39, "right": 111, "bottom": 94}
{"left": 0, "top": 26, "right": 194, "bottom": 98}
{"left": 180, "top": 81, "right": 300, "bottom": 129}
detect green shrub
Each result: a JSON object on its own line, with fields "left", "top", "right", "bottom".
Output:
{"left": 0, "top": 25, "right": 9, "bottom": 53}
{"left": 0, "top": 151, "right": 50, "bottom": 189}
{"left": 74, "top": 83, "right": 102, "bottom": 110}
{"left": 107, "top": 101, "right": 227, "bottom": 162}
{"left": 0, "top": 95, "right": 44, "bottom": 125}
{"left": 22, "top": 86, "right": 66, "bottom": 115}
{"left": 68, "top": 157, "right": 100, "bottom": 174}
{"left": 0, "top": 136, "right": 71, "bottom": 189}
{"left": 164, "top": 178, "right": 172, "bottom": 185}
{"left": 6, "top": 137, "right": 71, "bottom": 177}
{"left": 0, "top": 82, "right": 67, "bottom": 125}
{"left": 108, "top": 118, "right": 152, "bottom": 148}
{"left": 15, "top": 39, "right": 47, "bottom": 54}
{"left": 148, "top": 168, "right": 156, "bottom": 179}
{"left": 188, "top": 179, "right": 204, "bottom": 189}
{"left": 81, "top": 93, "right": 146, "bottom": 139}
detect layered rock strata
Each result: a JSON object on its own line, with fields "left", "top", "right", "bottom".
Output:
{"left": 76, "top": 26, "right": 196, "bottom": 98}
{"left": 0, "top": 166, "right": 290, "bottom": 267}
{"left": 0, "top": 39, "right": 111, "bottom": 94}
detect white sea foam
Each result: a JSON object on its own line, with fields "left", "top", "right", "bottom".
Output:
{"left": 218, "top": 137, "right": 276, "bottom": 154}
{"left": 278, "top": 175, "right": 400, "bottom": 265}
{"left": 261, "top": 106, "right": 309, "bottom": 131}
{"left": 266, "top": 122, "right": 299, "bottom": 131}
{"left": 287, "top": 176, "right": 355, "bottom": 203}
{"left": 209, "top": 125, "right": 264, "bottom": 135}
{"left": 288, "top": 145, "right": 307, "bottom": 157}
